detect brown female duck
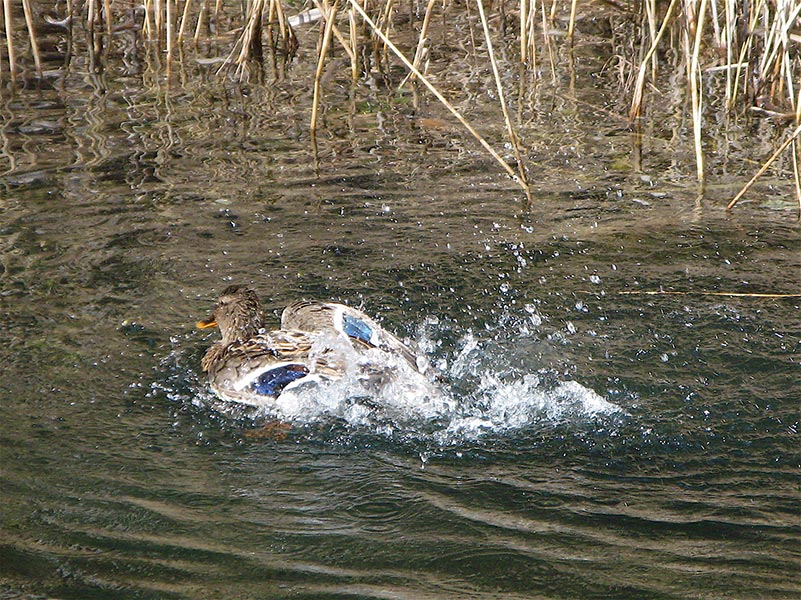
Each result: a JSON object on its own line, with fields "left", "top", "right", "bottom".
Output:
{"left": 197, "top": 285, "right": 427, "bottom": 406}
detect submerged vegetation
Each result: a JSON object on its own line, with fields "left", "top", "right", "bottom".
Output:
{"left": 2, "top": 0, "right": 800, "bottom": 208}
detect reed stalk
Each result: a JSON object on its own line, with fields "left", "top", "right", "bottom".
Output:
{"left": 214, "top": 0, "right": 222, "bottom": 30}
{"left": 629, "top": 0, "right": 679, "bottom": 121}
{"left": 349, "top": 7, "right": 358, "bottom": 81}
{"left": 271, "top": 0, "right": 294, "bottom": 55}
{"left": 231, "top": 0, "right": 266, "bottom": 73}
{"left": 3, "top": 0, "right": 16, "bottom": 82}
{"left": 475, "top": 0, "right": 530, "bottom": 200}
{"left": 20, "top": 0, "right": 41, "bottom": 76}
{"left": 166, "top": 0, "right": 174, "bottom": 74}
{"left": 689, "top": 0, "right": 708, "bottom": 182}
{"left": 347, "top": 0, "right": 530, "bottom": 197}
{"left": 792, "top": 139, "right": 801, "bottom": 210}
{"left": 266, "top": 0, "right": 278, "bottom": 59}
{"left": 728, "top": 0, "right": 759, "bottom": 111}
{"left": 643, "top": 0, "right": 656, "bottom": 79}
{"left": 567, "top": 0, "right": 577, "bottom": 44}
{"left": 313, "top": 0, "right": 356, "bottom": 73}
{"left": 721, "top": 0, "right": 735, "bottom": 108}
{"left": 65, "top": 0, "right": 74, "bottom": 67}
{"left": 193, "top": 1, "right": 205, "bottom": 43}
{"left": 792, "top": 137, "right": 800, "bottom": 210}
{"left": 102, "top": 0, "right": 112, "bottom": 39}
{"left": 87, "top": 0, "right": 95, "bottom": 33}
{"left": 311, "top": 0, "right": 339, "bottom": 133}
{"left": 727, "top": 124, "right": 801, "bottom": 210}
{"left": 541, "top": 0, "right": 556, "bottom": 82}
{"left": 155, "top": 0, "right": 164, "bottom": 44}
{"left": 142, "top": 0, "right": 153, "bottom": 40}
{"left": 463, "top": 0, "right": 478, "bottom": 66}
{"left": 178, "top": 0, "right": 194, "bottom": 44}
{"left": 520, "top": 0, "right": 528, "bottom": 65}
{"left": 373, "top": 0, "right": 396, "bottom": 75}
{"left": 525, "top": 0, "right": 536, "bottom": 72}
{"left": 405, "top": 0, "right": 436, "bottom": 83}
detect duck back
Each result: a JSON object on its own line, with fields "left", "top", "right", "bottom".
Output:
{"left": 281, "top": 300, "right": 426, "bottom": 373}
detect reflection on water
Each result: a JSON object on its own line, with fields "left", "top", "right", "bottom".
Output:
{"left": 2, "top": 12, "right": 800, "bottom": 600}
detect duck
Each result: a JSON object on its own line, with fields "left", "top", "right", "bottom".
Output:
{"left": 196, "top": 285, "right": 428, "bottom": 406}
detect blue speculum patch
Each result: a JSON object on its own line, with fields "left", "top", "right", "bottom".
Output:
{"left": 342, "top": 314, "right": 373, "bottom": 345}
{"left": 252, "top": 365, "right": 309, "bottom": 396}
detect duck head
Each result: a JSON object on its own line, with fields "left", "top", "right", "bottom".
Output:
{"left": 197, "top": 285, "right": 263, "bottom": 346}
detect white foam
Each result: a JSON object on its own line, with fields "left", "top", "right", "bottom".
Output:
{"left": 435, "top": 374, "right": 623, "bottom": 444}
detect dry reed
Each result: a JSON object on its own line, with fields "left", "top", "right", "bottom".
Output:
{"left": 3, "top": 0, "right": 15, "bottom": 82}
{"left": 727, "top": 124, "right": 801, "bottom": 209}
{"left": 347, "top": 0, "right": 531, "bottom": 199}
{"left": 475, "top": 0, "right": 530, "bottom": 199}
{"left": 1, "top": 0, "right": 798, "bottom": 208}
{"left": 311, "top": 0, "right": 339, "bottom": 133}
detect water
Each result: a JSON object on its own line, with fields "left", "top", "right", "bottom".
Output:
{"left": 2, "top": 12, "right": 800, "bottom": 600}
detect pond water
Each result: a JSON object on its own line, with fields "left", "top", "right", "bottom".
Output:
{"left": 2, "top": 9, "right": 800, "bottom": 599}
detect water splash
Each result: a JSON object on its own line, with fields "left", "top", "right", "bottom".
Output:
{"left": 156, "top": 318, "right": 626, "bottom": 447}
{"left": 436, "top": 374, "right": 622, "bottom": 445}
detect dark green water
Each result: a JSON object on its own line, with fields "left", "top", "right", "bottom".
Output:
{"left": 2, "top": 10, "right": 800, "bottom": 599}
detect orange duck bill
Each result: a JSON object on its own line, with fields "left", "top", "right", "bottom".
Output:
{"left": 196, "top": 317, "right": 217, "bottom": 329}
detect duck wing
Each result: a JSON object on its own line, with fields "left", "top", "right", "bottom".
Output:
{"left": 206, "top": 330, "right": 342, "bottom": 400}
{"left": 281, "top": 301, "right": 427, "bottom": 373}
